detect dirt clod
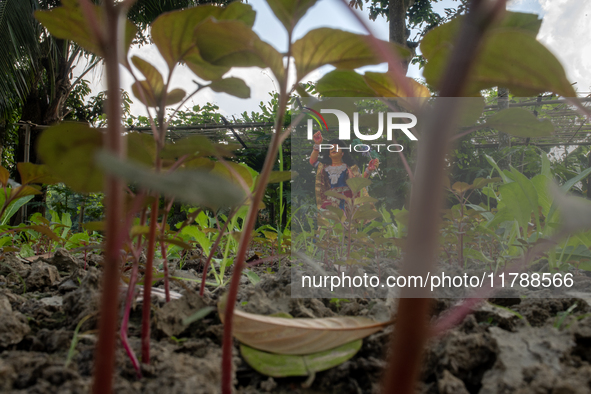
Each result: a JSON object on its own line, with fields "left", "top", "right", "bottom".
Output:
{"left": 153, "top": 291, "right": 208, "bottom": 338}
{"left": 480, "top": 326, "right": 574, "bottom": 393}
{"left": 62, "top": 267, "right": 100, "bottom": 330}
{"left": 437, "top": 370, "right": 469, "bottom": 394}
{"left": 25, "top": 262, "right": 59, "bottom": 290}
{"left": 0, "top": 295, "right": 30, "bottom": 348}
{"left": 0, "top": 255, "right": 27, "bottom": 277}
{"left": 47, "top": 249, "right": 80, "bottom": 273}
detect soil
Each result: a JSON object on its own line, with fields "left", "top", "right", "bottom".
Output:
{"left": 1, "top": 249, "right": 591, "bottom": 393}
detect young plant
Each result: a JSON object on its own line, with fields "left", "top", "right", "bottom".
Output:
{"left": 443, "top": 177, "right": 500, "bottom": 266}
{"left": 32, "top": 1, "right": 591, "bottom": 394}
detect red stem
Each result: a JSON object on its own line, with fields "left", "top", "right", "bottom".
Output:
{"left": 382, "top": 2, "right": 506, "bottom": 393}
{"left": 120, "top": 257, "right": 142, "bottom": 378}
{"left": 220, "top": 31, "right": 292, "bottom": 392}
{"left": 141, "top": 200, "right": 159, "bottom": 364}
{"left": 92, "top": 1, "right": 125, "bottom": 393}
{"left": 120, "top": 207, "right": 147, "bottom": 376}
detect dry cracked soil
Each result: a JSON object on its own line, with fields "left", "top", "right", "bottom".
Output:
{"left": 1, "top": 249, "right": 591, "bottom": 393}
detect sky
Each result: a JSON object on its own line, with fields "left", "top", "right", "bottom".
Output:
{"left": 82, "top": 0, "right": 591, "bottom": 118}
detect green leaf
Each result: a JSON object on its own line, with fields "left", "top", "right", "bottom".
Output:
{"left": 83, "top": 221, "right": 105, "bottom": 232}
{"left": 97, "top": 151, "right": 244, "bottom": 209}
{"left": 0, "top": 193, "right": 33, "bottom": 226}
{"left": 531, "top": 175, "right": 553, "bottom": 218}
{"left": 498, "top": 182, "right": 533, "bottom": 230}
{"left": 131, "top": 81, "right": 157, "bottom": 107}
{"left": 354, "top": 196, "right": 377, "bottom": 205}
{"left": 183, "top": 306, "right": 215, "bottom": 326}
{"left": 17, "top": 225, "right": 62, "bottom": 243}
{"left": 0, "top": 166, "right": 9, "bottom": 187}
{"left": 451, "top": 181, "right": 471, "bottom": 193}
{"left": 464, "top": 248, "right": 493, "bottom": 263}
{"left": 193, "top": 19, "right": 284, "bottom": 81}
{"left": 208, "top": 78, "right": 250, "bottom": 99}
{"left": 561, "top": 167, "right": 591, "bottom": 193}
{"left": 244, "top": 269, "right": 261, "bottom": 285}
{"left": 165, "top": 88, "right": 186, "bottom": 106}
{"left": 423, "top": 29, "right": 576, "bottom": 97}
{"left": 211, "top": 161, "right": 254, "bottom": 189}
{"left": 456, "top": 97, "right": 486, "bottom": 128}
{"left": 499, "top": 12, "right": 542, "bottom": 35}
{"left": 421, "top": 12, "right": 542, "bottom": 59}
{"left": 65, "top": 232, "right": 90, "bottom": 249}
{"left": 266, "top": 0, "right": 317, "bottom": 33}
{"left": 240, "top": 340, "right": 362, "bottom": 378}
{"left": 16, "top": 163, "right": 58, "bottom": 185}
{"left": 35, "top": 0, "right": 137, "bottom": 64}
{"left": 132, "top": 56, "right": 164, "bottom": 96}
{"left": 130, "top": 57, "right": 186, "bottom": 107}
{"left": 10, "top": 186, "right": 41, "bottom": 201}
{"left": 37, "top": 122, "right": 104, "bottom": 193}
{"left": 511, "top": 166, "right": 538, "bottom": 210}
{"left": 316, "top": 70, "right": 377, "bottom": 97}
{"left": 363, "top": 72, "right": 430, "bottom": 97}
{"left": 267, "top": 171, "right": 294, "bottom": 184}
{"left": 292, "top": 28, "right": 409, "bottom": 81}
{"left": 510, "top": 166, "right": 540, "bottom": 222}
{"left": 472, "top": 177, "right": 501, "bottom": 189}
{"left": 556, "top": 245, "right": 591, "bottom": 261}
{"left": 484, "top": 108, "right": 553, "bottom": 138}
{"left": 158, "top": 237, "right": 194, "bottom": 250}
{"left": 183, "top": 157, "right": 216, "bottom": 172}
{"left": 346, "top": 177, "right": 372, "bottom": 194}
{"left": 484, "top": 154, "right": 512, "bottom": 184}
{"left": 20, "top": 243, "right": 34, "bottom": 258}
{"left": 60, "top": 213, "right": 72, "bottom": 239}
{"left": 127, "top": 132, "right": 156, "bottom": 166}
{"left": 151, "top": 2, "right": 255, "bottom": 74}
{"left": 324, "top": 190, "right": 350, "bottom": 201}
{"left": 352, "top": 209, "right": 380, "bottom": 221}
{"left": 325, "top": 205, "right": 344, "bottom": 221}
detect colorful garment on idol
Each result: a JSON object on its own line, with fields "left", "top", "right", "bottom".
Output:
{"left": 315, "top": 162, "right": 369, "bottom": 211}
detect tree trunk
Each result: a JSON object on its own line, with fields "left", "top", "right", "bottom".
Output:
{"left": 16, "top": 40, "right": 72, "bottom": 223}
{"left": 388, "top": 0, "right": 413, "bottom": 73}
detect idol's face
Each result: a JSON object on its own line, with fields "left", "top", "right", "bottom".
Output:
{"left": 329, "top": 144, "right": 343, "bottom": 160}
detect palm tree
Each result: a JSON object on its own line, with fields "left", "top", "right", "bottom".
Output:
{"left": 0, "top": 0, "right": 233, "bottom": 164}
{"left": 0, "top": 0, "right": 229, "bottom": 221}
{"left": 0, "top": 0, "right": 43, "bottom": 120}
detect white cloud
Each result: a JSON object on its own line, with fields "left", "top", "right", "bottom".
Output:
{"left": 537, "top": 0, "right": 591, "bottom": 93}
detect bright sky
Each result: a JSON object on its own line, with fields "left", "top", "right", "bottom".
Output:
{"left": 83, "top": 0, "right": 591, "bottom": 118}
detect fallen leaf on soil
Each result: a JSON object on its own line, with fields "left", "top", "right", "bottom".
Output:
{"left": 240, "top": 339, "right": 362, "bottom": 377}
{"left": 24, "top": 253, "right": 53, "bottom": 262}
{"left": 218, "top": 295, "right": 392, "bottom": 355}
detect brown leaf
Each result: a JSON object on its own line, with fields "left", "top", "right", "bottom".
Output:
{"left": 218, "top": 296, "right": 391, "bottom": 355}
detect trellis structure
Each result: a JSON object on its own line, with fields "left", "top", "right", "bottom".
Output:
{"left": 15, "top": 120, "right": 276, "bottom": 162}
{"left": 15, "top": 96, "right": 591, "bottom": 158}
{"left": 470, "top": 96, "right": 591, "bottom": 148}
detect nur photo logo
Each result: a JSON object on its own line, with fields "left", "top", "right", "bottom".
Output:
{"left": 304, "top": 107, "right": 418, "bottom": 153}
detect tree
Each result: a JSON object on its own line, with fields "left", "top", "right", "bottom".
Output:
{"left": 1, "top": 0, "right": 233, "bottom": 168}
{"left": 0, "top": 0, "right": 232, "bottom": 219}
{"left": 349, "top": 0, "right": 467, "bottom": 70}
